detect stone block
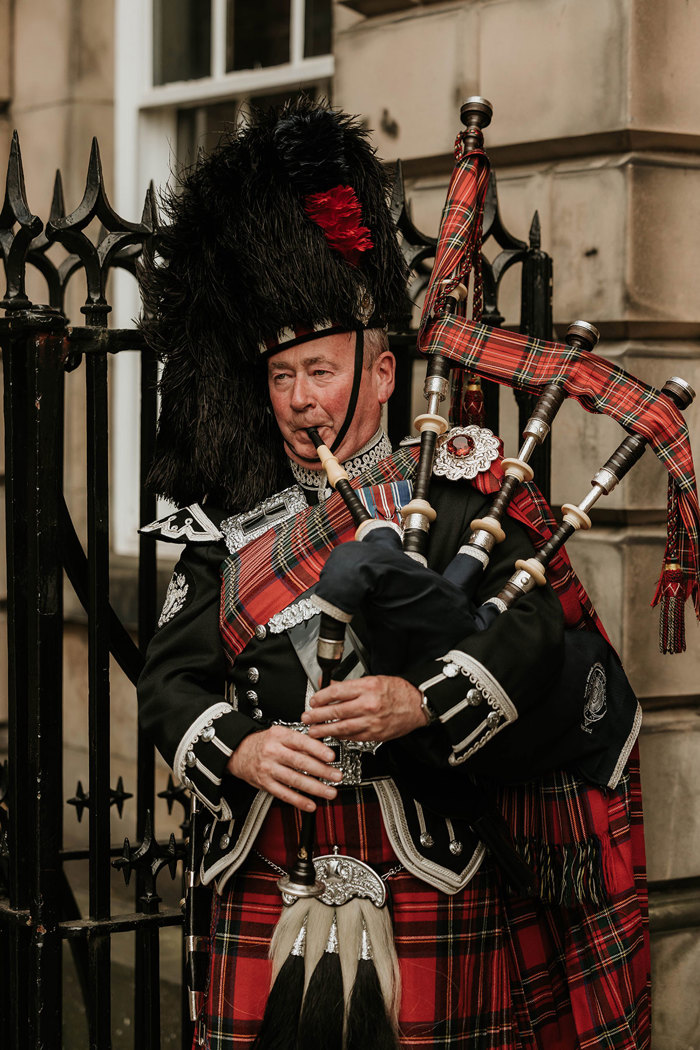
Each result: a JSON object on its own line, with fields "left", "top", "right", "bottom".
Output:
{"left": 12, "top": 0, "right": 73, "bottom": 110}
{"left": 69, "top": 0, "right": 115, "bottom": 104}
{"left": 473, "top": 154, "right": 700, "bottom": 328}
{"left": 12, "top": 0, "right": 114, "bottom": 111}
{"left": 640, "top": 704, "right": 700, "bottom": 882}
{"left": 627, "top": 158, "right": 700, "bottom": 324}
{"left": 650, "top": 927, "right": 700, "bottom": 1050}
{"left": 0, "top": 0, "right": 10, "bottom": 103}
{"left": 334, "top": 6, "right": 478, "bottom": 161}
{"left": 566, "top": 527, "right": 700, "bottom": 699}
{"left": 630, "top": 0, "right": 700, "bottom": 137}
{"left": 479, "top": 0, "right": 627, "bottom": 148}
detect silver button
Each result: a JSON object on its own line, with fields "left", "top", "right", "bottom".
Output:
{"left": 186, "top": 750, "right": 196, "bottom": 768}
{"left": 449, "top": 839, "right": 463, "bottom": 856}
{"left": 252, "top": 708, "right": 263, "bottom": 720}
{"left": 247, "top": 667, "right": 260, "bottom": 683}
{"left": 202, "top": 839, "right": 210, "bottom": 854}
{"left": 466, "top": 689, "right": 481, "bottom": 706}
{"left": 443, "top": 662, "right": 459, "bottom": 678}
{"left": 246, "top": 690, "right": 258, "bottom": 704}
{"left": 487, "top": 711, "right": 501, "bottom": 727}
{"left": 219, "top": 834, "right": 230, "bottom": 850}
{"left": 200, "top": 725, "right": 216, "bottom": 742}
{"left": 254, "top": 625, "right": 267, "bottom": 640}
{"left": 419, "top": 832, "right": 434, "bottom": 848}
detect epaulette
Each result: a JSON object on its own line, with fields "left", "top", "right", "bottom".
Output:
{"left": 432, "top": 426, "right": 501, "bottom": 481}
{"left": 139, "top": 503, "right": 225, "bottom": 544}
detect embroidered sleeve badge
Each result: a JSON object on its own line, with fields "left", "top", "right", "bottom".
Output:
{"left": 158, "top": 572, "right": 189, "bottom": 628}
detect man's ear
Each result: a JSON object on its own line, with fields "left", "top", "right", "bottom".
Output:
{"left": 375, "top": 350, "right": 396, "bottom": 405}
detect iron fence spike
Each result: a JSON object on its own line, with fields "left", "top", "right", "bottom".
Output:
{"left": 529, "top": 210, "right": 541, "bottom": 251}
{"left": 88, "top": 136, "right": 103, "bottom": 184}
{"left": 67, "top": 780, "right": 90, "bottom": 822}
{"left": 49, "top": 170, "right": 66, "bottom": 222}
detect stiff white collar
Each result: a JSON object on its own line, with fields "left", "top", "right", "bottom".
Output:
{"left": 289, "top": 428, "right": 392, "bottom": 499}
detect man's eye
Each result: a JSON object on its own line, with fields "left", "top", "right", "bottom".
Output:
{"left": 312, "top": 369, "right": 330, "bottom": 377}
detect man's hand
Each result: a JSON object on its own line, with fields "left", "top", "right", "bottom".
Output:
{"left": 302, "top": 676, "right": 425, "bottom": 742}
{"left": 227, "top": 725, "right": 342, "bottom": 813}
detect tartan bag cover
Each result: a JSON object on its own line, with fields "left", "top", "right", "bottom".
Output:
{"left": 418, "top": 134, "right": 700, "bottom": 647}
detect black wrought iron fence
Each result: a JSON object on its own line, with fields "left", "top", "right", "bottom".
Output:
{"left": 0, "top": 132, "right": 552, "bottom": 1049}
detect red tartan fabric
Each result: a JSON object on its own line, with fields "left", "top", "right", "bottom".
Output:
{"left": 219, "top": 447, "right": 609, "bottom": 663}
{"left": 419, "top": 313, "right": 700, "bottom": 614}
{"left": 416, "top": 141, "right": 699, "bottom": 627}
{"left": 219, "top": 459, "right": 417, "bottom": 660}
{"left": 419, "top": 139, "right": 490, "bottom": 328}
{"left": 200, "top": 751, "right": 649, "bottom": 1050}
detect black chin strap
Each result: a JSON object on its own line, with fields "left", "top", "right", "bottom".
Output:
{"left": 330, "top": 328, "right": 364, "bottom": 454}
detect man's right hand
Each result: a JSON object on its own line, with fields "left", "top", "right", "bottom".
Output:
{"left": 227, "top": 725, "right": 342, "bottom": 812}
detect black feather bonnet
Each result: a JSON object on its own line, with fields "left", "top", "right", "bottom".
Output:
{"left": 140, "top": 96, "right": 410, "bottom": 511}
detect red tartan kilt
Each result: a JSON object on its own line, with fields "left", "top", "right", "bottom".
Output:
{"left": 202, "top": 757, "right": 650, "bottom": 1050}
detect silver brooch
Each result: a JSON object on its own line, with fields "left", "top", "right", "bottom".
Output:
{"left": 221, "top": 486, "right": 307, "bottom": 554}
{"left": 433, "top": 426, "right": 500, "bottom": 481}
{"left": 280, "top": 848, "right": 387, "bottom": 908}
{"left": 158, "top": 572, "right": 189, "bottom": 628}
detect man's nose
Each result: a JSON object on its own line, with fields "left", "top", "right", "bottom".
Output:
{"left": 289, "top": 374, "right": 315, "bottom": 411}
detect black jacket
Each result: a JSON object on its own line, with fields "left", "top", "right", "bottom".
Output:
{"left": 138, "top": 465, "right": 639, "bottom": 892}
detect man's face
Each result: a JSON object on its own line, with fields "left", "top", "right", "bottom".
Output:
{"left": 267, "top": 331, "right": 395, "bottom": 467}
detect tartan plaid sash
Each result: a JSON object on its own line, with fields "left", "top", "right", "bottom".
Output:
{"left": 219, "top": 446, "right": 607, "bottom": 663}
{"left": 417, "top": 137, "right": 700, "bottom": 641}
{"left": 219, "top": 450, "right": 418, "bottom": 660}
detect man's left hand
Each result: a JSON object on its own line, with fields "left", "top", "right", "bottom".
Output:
{"left": 301, "top": 676, "right": 425, "bottom": 742}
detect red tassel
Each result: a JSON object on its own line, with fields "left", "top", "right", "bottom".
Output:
{"left": 656, "top": 562, "right": 688, "bottom": 654}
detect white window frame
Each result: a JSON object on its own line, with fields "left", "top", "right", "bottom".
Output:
{"left": 112, "top": 0, "right": 334, "bottom": 555}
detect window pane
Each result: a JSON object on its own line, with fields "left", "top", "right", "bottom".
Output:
{"left": 153, "top": 0, "right": 212, "bottom": 85}
{"left": 304, "top": 0, "right": 332, "bottom": 58}
{"left": 176, "top": 101, "right": 241, "bottom": 170}
{"left": 226, "top": 0, "right": 291, "bottom": 71}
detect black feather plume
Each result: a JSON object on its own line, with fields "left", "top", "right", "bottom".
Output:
{"left": 139, "top": 95, "right": 409, "bottom": 510}
{"left": 273, "top": 108, "right": 350, "bottom": 195}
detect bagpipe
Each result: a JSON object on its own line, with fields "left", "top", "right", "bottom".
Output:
{"left": 278, "top": 94, "right": 698, "bottom": 887}
{"left": 254, "top": 99, "right": 699, "bottom": 1050}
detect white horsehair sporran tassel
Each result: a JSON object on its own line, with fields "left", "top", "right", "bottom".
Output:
{"left": 258, "top": 849, "right": 401, "bottom": 1050}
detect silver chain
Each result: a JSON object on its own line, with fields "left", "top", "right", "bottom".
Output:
{"left": 254, "top": 849, "right": 288, "bottom": 879}
{"left": 254, "top": 849, "right": 403, "bottom": 882}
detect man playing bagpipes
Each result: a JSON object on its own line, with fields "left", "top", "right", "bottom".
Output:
{"left": 138, "top": 96, "right": 699, "bottom": 1049}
